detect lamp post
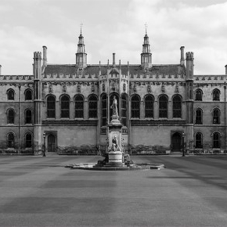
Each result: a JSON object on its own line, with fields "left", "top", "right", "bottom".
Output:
{"left": 43, "top": 132, "right": 46, "bottom": 157}
{"left": 182, "top": 132, "right": 185, "bottom": 157}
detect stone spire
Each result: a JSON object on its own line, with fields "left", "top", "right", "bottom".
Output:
{"left": 141, "top": 25, "right": 152, "bottom": 69}
{"left": 76, "top": 24, "right": 87, "bottom": 68}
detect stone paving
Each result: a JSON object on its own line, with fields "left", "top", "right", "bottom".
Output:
{"left": 0, "top": 155, "right": 227, "bottom": 227}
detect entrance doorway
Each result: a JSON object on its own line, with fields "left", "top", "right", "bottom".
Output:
{"left": 47, "top": 134, "right": 56, "bottom": 152}
{"left": 171, "top": 132, "right": 182, "bottom": 152}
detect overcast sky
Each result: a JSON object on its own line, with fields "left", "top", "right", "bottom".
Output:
{"left": 0, "top": 0, "right": 227, "bottom": 75}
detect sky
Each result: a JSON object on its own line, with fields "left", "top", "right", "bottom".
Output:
{"left": 0, "top": 0, "right": 227, "bottom": 75}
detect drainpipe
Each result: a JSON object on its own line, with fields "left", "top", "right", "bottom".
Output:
{"left": 224, "top": 83, "right": 227, "bottom": 152}
{"left": 18, "top": 84, "right": 21, "bottom": 154}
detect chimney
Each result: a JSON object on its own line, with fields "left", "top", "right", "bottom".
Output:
{"left": 225, "top": 65, "right": 227, "bottom": 75}
{"left": 113, "top": 53, "right": 115, "bottom": 67}
{"left": 42, "top": 46, "right": 47, "bottom": 67}
{"left": 186, "top": 52, "right": 194, "bottom": 80}
{"left": 0, "top": 65, "right": 1, "bottom": 75}
{"left": 180, "top": 46, "right": 185, "bottom": 65}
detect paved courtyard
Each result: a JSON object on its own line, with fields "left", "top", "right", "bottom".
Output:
{"left": 0, "top": 154, "right": 227, "bottom": 227}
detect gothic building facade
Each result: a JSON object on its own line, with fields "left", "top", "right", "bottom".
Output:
{"left": 0, "top": 31, "right": 227, "bottom": 154}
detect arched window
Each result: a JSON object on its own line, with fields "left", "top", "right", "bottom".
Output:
{"left": 131, "top": 95, "right": 140, "bottom": 118}
{"left": 75, "top": 95, "right": 84, "bottom": 118}
{"left": 88, "top": 95, "right": 97, "bottom": 118}
{"left": 213, "top": 108, "right": 220, "bottom": 124}
{"left": 7, "top": 109, "right": 15, "bottom": 124}
{"left": 7, "top": 89, "right": 15, "bottom": 100}
{"left": 213, "top": 89, "right": 220, "bottom": 101}
{"left": 25, "top": 109, "right": 32, "bottom": 124}
{"left": 173, "top": 95, "right": 182, "bottom": 118}
{"left": 195, "top": 109, "right": 202, "bottom": 124}
{"left": 213, "top": 132, "right": 220, "bottom": 148}
{"left": 195, "top": 89, "right": 202, "bottom": 101}
{"left": 25, "top": 89, "right": 32, "bottom": 100}
{"left": 101, "top": 94, "right": 107, "bottom": 126}
{"left": 7, "top": 133, "right": 15, "bottom": 148}
{"left": 25, "top": 133, "right": 32, "bottom": 148}
{"left": 195, "top": 133, "right": 203, "bottom": 148}
{"left": 61, "top": 95, "right": 70, "bottom": 118}
{"left": 47, "top": 96, "right": 56, "bottom": 118}
{"left": 145, "top": 95, "right": 154, "bottom": 118}
{"left": 121, "top": 94, "right": 127, "bottom": 126}
{"left": 159, "top": 95, "right": 168, "bottom": 118}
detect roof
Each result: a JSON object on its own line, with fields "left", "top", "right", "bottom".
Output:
{"left": 44, "top": 64, "right": 186, "bottom": 76}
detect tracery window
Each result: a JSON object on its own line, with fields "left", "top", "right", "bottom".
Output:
{"left": 195, "top": 133, "right": 203, "bottom": 148}
{"left": 213, "top": 108, "right": 220, "bottom": 124}
{"left": 131, "top": 95, "right": 140, "bottom": 118}
{"left": 75, "top": 95, "right": 84, "bottom": 118}
{"left": 195, "top": 109, "right": 202, "bottom": 124}
{"left": 145, "top": 95, "right": 154, "bottom": 118}
{"left": 7, "top": 109, "right": 15, "bottom": 124}
{"left": 47, "top": 95, "right": 56, "bottom": 118}
{"left": 7, "top": 133, "right": 15, "bottom": 148}
{"left": 101, "top": 94, "right": 107, "bottom": 126}
{"left": 25, "top": 109, "right": 32, "bottom": 124}
{"left": 7, "top": 89, "right": 15, "bottom": 100}
{"left": 25, "top": 89, "right": 32, "bottom": 100}
{"left": 121, "top": 94, "right": 127, "bottom": 126}
{"left": 88, "top": 95, "right": 97, "bottom": 118}
{"left": 159, "top": 95, "right": 168, "bottom": 118}
{"left": 173, "top": 95, "right": 182, "bottom": 118}
{"left": 195, "top": 89, "right": 202, "bottom": 101}
{"left": 25, "top": 133, "right": 32, "bottom": 148}
{"left": 213, "top": 132, "right": 220, "bottom": 148}
{"left": 61, "top": 95, "right": 70, "bottom": 118}
{"left": 213, "top": 89, "right": 220, "bottom": 101}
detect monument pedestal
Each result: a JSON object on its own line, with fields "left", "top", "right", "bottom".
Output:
{"left": 106, "top": 112, "right": 125, "bottom": 167}
{"left": 106, "top": 151, "right": 124, "bottom": 167}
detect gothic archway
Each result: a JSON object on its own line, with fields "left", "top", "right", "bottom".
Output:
{"left": 171, "top": 132, "right": 182, "bottom": 152}
{"left": 48, "top": 134, "right": 56, "bottom": 152}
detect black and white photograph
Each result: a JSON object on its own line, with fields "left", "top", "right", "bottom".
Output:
{"left": 0, "top": 0, "right": 227, "bottom": 226}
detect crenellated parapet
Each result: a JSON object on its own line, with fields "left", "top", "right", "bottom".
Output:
{"left": 194, "top": 75, "right": 225, "bottom": 82}
{"left": 43, "top": 73, "right": 99, "bottom": 80}
{"left": 0, "top": 75, "right": 33, "bottom": 81}
{"left": 130, "top": 73, "right": 185, "bottom": 80}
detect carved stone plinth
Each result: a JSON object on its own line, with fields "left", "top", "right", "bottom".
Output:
{"left": 110, "top": 114, "right": 121, "bottom": 125}
{"left": 108, "top": 151, "right": 123, "bottom": 163}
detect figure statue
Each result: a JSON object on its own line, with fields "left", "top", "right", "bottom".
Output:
{"left": 112, "top": 135, "right": 119, "bottom": 151}
{"left": 111, "top": 96, "right": 118, "bottom": 117}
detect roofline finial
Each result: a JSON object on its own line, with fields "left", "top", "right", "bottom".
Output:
{"left": 80, "top": 23, "right": 83, "bottom": 35}
{"left": 145, "top": 23, "right": 147, "bottom": 35}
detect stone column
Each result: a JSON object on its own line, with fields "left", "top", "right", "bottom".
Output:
{"left": 70, "top": 99, "right": 74, "bottom": 119}
{"left": 141, "top": 99, "right": 145, "bottom": 119}
{"left": 84, "top": 98, "right": 88, "bottom": 119}
{"left": 154, "top": 100, "right": 158, "bottom": 119}
{"left": 169, "top": 100, "right": 172, "bottom": 119}
{"left": 56, "top": 100, "right": 60, "bottom": 119}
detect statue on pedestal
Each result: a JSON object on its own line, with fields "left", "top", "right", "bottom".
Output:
{"left": 111, "top": 96, "right": 118, "bottom": 118}
{"left": 111, "top": 135, "right": 119, "bottom": 151}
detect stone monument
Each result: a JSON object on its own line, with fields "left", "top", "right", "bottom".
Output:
{"left": 106, "top": 96, "right": 125, "bottom": 167}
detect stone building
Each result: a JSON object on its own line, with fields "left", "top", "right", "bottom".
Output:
{"left": 0, "top": 31, "right": 227, "bottom": 155}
